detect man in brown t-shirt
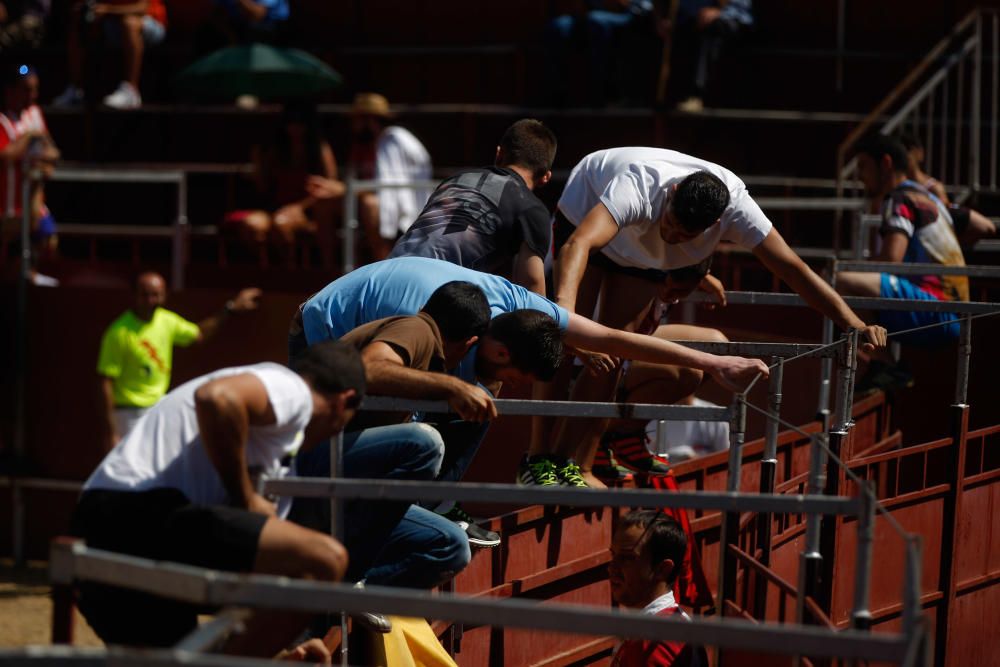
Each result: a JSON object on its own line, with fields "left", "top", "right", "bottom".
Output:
{"left": 293, "top": 281, "right": 534, "bottom": 587}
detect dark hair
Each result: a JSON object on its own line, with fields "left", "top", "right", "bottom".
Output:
{"left": 291, "top": 340, "right": 367, "bottom": 404}
{"left": 854, "top": 133, "right": 909, "bottom": 174}
{"left": 497, "top": 119, "right": 557, "bottom": 180}
{"left": 671, "top": 171, "right": 731, "bottom": 233}
{"left": 667, "top": 256, "right": 713, "bottom": 285}
{"left": 421, "top": 281, "right": 491, "bottom": 342}
{"left": 619, "top": 510, "right": 687, "bottom": 584}
{"left": 896, "top": 132, "right": 923, "bottom": 153}
{"left": 487, "top": 310, "right": 563, "bottom": 381}
{"left": 2, "top": 64, "right": 36, "bottom": 90}
{"left": 275, "top": 102, "right": 325, "bottom": 174}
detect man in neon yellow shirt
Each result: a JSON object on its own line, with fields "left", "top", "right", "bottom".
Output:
{"left": 97, "top": 271, "right": 261, "bottom": 450}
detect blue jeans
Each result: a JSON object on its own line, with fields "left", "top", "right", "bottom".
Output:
{"left": 289, "top": 422, "right": 468, "bottom": 587}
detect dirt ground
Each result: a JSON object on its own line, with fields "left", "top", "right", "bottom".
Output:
{"left": 0, "top": 560, "right": 102, "bottom": 648}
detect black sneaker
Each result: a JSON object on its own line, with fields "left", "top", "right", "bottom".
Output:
{"left": 441, "top": 504, "right": 501, "bottom": 548}
{"left": 856, "top": 361, "right": 915, "bottom": 397}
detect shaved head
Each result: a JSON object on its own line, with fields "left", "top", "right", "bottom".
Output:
{"left": 134, "top": 272, "right": 167, "bottom": 320}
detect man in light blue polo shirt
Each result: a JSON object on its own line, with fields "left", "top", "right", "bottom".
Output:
{"left": 289, "top": 257, "right": 766, "bottom": 486}
{"left": 294, "top": 257, "right": 567, "bottom": 384}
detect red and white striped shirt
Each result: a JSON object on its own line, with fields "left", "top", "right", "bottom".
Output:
{"left": 0, "top": 104, "right": 47, "bottom": 217}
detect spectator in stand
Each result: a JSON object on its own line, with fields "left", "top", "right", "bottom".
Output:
{"left": 837, "top": 134, "right": 969, "bottom": 393}
{"left": 896, "top": 132, "right": 996, "bottom": 246}
{"left": 207, "top": 0, "right": 289, "bottom": 46}
{"left": 97, "top": 272, "right": 261, "bottom": 451}
{"left": 0, "top": 64, "right": 59, "bottom": 284}
{"left": 389, "top": 119, "right": 557, "bottom": 295}
{"left": 0, "top": 1, "right": 50, "bottom": 54}
{"left": 224, "top": 103, "right": 341, "bottom": 267}
{"left": 545, "top": 1, "right": 665, "bottom": 107}
{"left": 608, "top": 510, "right": 708, "bottom": 666}
{"left": 672, "top": 0, "right": 753, "bottom": 113}
{"left": 341, "top": 93, "right": 432, "bottom": 262}
{"left": 72, "top": 341, "right": 361, "bottom": 652}
{"left": 52, "top": 0, "right": 167, "bottom": 109}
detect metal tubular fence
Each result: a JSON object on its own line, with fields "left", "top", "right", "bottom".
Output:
{"left": 835, "top": 8, "right": 1000, "bottom": 252}
{"left": 15, "top": 286, "right": 993, "bottom": 664}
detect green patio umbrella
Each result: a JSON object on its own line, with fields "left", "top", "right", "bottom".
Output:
{"left": 175, "top": 43, "right": 342, "bottom": 100}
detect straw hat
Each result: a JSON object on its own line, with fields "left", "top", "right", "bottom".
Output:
{"left": 351, "top": 92, "right": 392, "bottom": 118}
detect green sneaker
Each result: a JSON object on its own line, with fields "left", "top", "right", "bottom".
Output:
{"left": 556, "top": 459, "right": 589, "bottom": 488}
{"left": 517, "top": 454, "right": 560, "bottom": 486}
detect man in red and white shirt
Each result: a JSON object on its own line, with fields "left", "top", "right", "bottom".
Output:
{"left": 0, "top": 65, "right": 59, "bottom": 251}
{"left": 609, "top": 510, "right": 707, "bottom": 667}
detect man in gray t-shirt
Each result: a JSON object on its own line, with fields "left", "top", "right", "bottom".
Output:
{"left": 390, "top": 119, "right": 557, "bottom": 296}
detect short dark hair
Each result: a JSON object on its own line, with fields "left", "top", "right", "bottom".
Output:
{"left": 292, "top": 340, "right": 367, "bottom": 403}
{"left": 854, "top": 133, "right": 909, "bottom": 174}
{"left": 619, "top": 510, "right": 687, "bottom": 584}
{"left": 671, "top": 171, "right": 731, "bottom": 233}
{"left": 497, "top": 119, "right": 557, "bottom": 180}
{"left": 896, "top": 132, "right": 923, "bottom": 153}
{"left": 487, "top": 310, "right": 563, "bottom": 381}
{"left": 667, "top": 256, "right": 713, "bottom": 285}
{"left": 421, "top": 281, "right": 491, "bottom": 342}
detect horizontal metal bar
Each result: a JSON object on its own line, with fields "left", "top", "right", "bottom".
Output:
{"left": 689, "top": 291, "right": 1000, "bottom": 315}
{"left": 678, "top": 341, "right": 837, "bottom": 359}
{"left": 360, "top": 396, "right": 732, "bottom": 421}
{"left": 348, "top": 178, "right": 441, "bottom": 190}
{"left": 174, "top": 609, "right": 250, "bottom": 653}
{"left": 0, "top": 647, "right": 278, "bottom": 667}
{"left": 60, "top": 546, "right": 908, "bottom": 661}
{"left": 49, "top": 169, "right": 184, "bottom": 184}
{"left": 261, "top": 478, "right": 861, "bottom": 515}
{"left": 0, "top": 476, "right": 83, "bottom": 492}
{"left": 754, "top": 197, "right": 868, "bottom": 211}
{"left": 54, "top": 224, "right": 218, "bottom": 238}
{"left": 720, "top": 245, "right": 840, "bottom": 260}
{"left": 838, "top": 261, "right": 1000, "bottom": 278}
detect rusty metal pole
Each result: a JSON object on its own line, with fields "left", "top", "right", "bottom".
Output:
{"left": 754, "top": 357, "right": 783, "bottom": 617}
{"left": 850, "top": 482, "right": 876, "bottom": 631}
{"left": 718, "top": 393, "right": 747, "bottom": 618}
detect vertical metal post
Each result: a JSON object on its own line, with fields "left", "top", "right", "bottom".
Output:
{"left": 11, "top": 166, "right": 34, "bottom": 566}
{"left": 754, "top": 357, "right": 783, "bottom": 617}
{"left": 717, "top": 394, "right": 746, "bottom": 618}
{"left": 971, "top": 16, "right": 983, "bottom": 193}
{"left": 954, "top": 316, "right": 972, "bottom": 407}
{"left": 817, "top": 259, "right": 837, "bottom": 431}
{"left": 832, "top": 331, "right": 857, "bottom": 433}
{"left": 925, "top": 94, "right": 935, "bottom": 174}
{"left": 991, "top": 13, "right": 998, "bottom": 190}
{"left": 172, "top": 173, "right": 188, "bottom": 291}
{"left": 902, "top": 537, "right": 923, "bottom": 643}
{"left": 797, "top": 434, "right": 827, "bottom": 624}
{"left": 329, "top": 431, "right": 347, "bottom": 666}
{"left": 850, "top": 482, "right": 875, "bottom": 631}
{"left": 342, "top": 174, "right": 358, "bottom": 273}
{"left": 954, "top": 49, "right": 965, "bottom": 187}
{"left": 940, "top": 76, "right": 950, "bottom": 183}
{"left": 835, "top": 0, "right": 846, "bottom": 94}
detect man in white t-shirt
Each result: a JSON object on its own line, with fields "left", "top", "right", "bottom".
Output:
{"left": 71, "top": 341, "right": 364, "bottom": 654}
{"left": 551, "top": 147, "right": 887, "bottom": 486}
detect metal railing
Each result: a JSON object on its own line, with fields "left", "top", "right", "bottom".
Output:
{"left": 835, "top": 8, "right": 1000, "bottom": 251}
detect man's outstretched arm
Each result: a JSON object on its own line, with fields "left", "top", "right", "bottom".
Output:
{"left": 752, "top": 228, "right": 887, "bottom": 351}
{"left": 563, "top": 313, "right": 768, "bottom": 392}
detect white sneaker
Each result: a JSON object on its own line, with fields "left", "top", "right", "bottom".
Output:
{"left": 52, "top": 85, "right": 84, "bottom": 108}
{"left": 103, "top": 82, "right": 141, "bottom": 110}
{"left": 676, "top": 96, "right": 705, "bottom": 113}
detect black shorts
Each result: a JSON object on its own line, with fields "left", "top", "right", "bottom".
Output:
{"left": 70, "top": 488, "right": 267, "bottom": 647}
{"left": 552, "top": 210, "right": 671, "bottom": 284}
